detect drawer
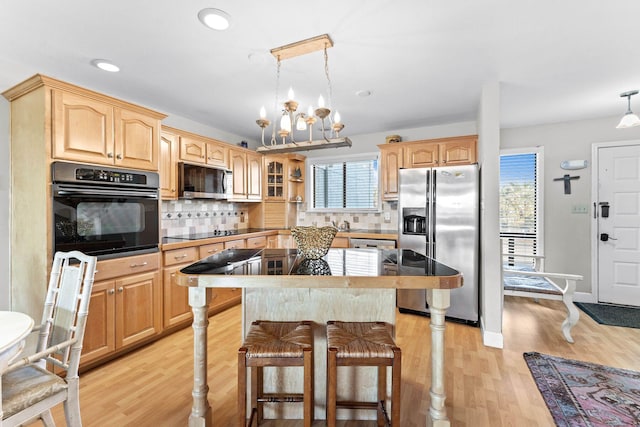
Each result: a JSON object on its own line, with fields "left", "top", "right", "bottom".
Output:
{"left": 224, "top": 239, "right": 246, "bottom": 250}
{"left": 199, "top": 242, "right": 224, "bottom": 258}
{"left": 246, "top": 235, "right": 266, "bottom": 249}
{"left": 94, "top": 252, "right": 160, "bottom": 281}
{"left": 163, "top": 247, "right": 198, "bottom": 267}
{"left": 331, "top": 237, "right": 350, "bottom": 248}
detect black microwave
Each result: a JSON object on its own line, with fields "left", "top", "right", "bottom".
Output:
{"left": 178, "top": 163, "right": 232, "bottom": 199}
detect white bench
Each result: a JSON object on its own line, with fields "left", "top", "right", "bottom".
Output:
{"left": 502, "top": 253, "right": 583, "bottom": 343}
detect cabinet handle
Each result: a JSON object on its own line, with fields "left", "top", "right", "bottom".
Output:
{"left": 130, "top": 261, "right": 148, "bottom": 268}
{"left": 174, "top": 254, "right": 188, "bottom": 260}
{"left": 207, "top": 248, "right": 219, "bottom": 254}
{"left": 116, "top": 154, "right": 122, "bottom": 160}
{"left": 107, "top": 152, "right": 114, "bottom": 158}
{"left": 118, "top": 287, "right": 124, "bottom": 293}
{"left": 108, "top": 289, "right": 115, "bottom": 295}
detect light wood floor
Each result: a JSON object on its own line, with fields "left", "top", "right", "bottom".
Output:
{"left": 48, "top": 296, "right": 640, "bottom": 426}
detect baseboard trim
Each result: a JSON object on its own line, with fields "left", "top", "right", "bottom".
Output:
{"left": 480, "top": 317, "right": 504, "bottom": 348}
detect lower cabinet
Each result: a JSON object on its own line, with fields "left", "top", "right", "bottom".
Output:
{"left": 162, "top": 241, "right": 242, "bottom": 331}
{"left": 81, "top": 252, "right": 162, "bottom": 367}
{"left": 162, "top": 247, "right": 199, "bottom": 329}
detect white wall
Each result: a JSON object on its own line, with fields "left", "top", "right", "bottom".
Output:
{"left": 477, "top": 82, "right": 503, "bottom": 348}
{"left": 501, "top": 116, "right": 640, "bottom": 299}
{"left": 163, "top": 113, "right": 250, "bottom": 148}
{"left": 0, "top": 97, "right": 9, "bottom": 310}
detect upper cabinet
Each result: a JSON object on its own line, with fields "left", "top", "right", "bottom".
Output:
{"left": 379, "top": 144, "right": 404, "bottom": 201}
{"left": 50, "top": 87, "right": 163, "bottom": 171}
{"left": 378, "top": 135, "right": 477, "bottom": 200}
{"left": 178, "top": 133, "right": 228, "bottom": 168}
{"left": 160, "top": 128, "right": 179, "bottom": 200}
{"left": 262, "top": 154, "right": 305, "bottom": 202}
{"left": 228, "top": 147, "right": 262, "bottom": 202}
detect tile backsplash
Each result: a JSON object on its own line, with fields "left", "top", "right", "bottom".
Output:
{"left": 161, "top": 200, "right": 249, "bottom": 237}
{"left": 161, "top": 200, "right": 398, "bottom": 236}
{"left": 295, "top": 201, "right": 398, "bottom": 231}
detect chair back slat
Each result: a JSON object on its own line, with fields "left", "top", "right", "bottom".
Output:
{"left": 36, "top": 251, "right": 97, "bottom": 368}
{"left": 50, "top": 264, "right": 82, "bottom": 348}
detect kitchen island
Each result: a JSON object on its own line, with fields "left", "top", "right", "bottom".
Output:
{"left": 175, "top": 248, "right": 462, "bottom": 426}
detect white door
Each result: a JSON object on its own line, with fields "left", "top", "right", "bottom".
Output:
{"left": 596, "top": 143, "right": 640, "bottom": 306}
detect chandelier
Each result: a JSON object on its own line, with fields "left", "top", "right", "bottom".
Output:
{"left": 255, "top": 34, "right": 352, "bottom": 154}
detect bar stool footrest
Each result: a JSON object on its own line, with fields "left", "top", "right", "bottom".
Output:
{"left": 336, "top": 400, "right": 380, "bottom": 410}
{"left": 257, "top": 393, "right": 304, "bottom": 403}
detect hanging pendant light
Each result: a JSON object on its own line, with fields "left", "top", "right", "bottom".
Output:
{"left": 255, "top": 34, "right": 352, "bottom": 154}
{"left": 616, "top": 90, "right": 640, "bottom": 129}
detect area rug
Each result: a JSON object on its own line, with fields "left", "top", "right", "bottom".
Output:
{"left": 524, "top": 352, "right": 640, "bottom": 427}
{"left": 575, "top": 302, "right": 640, "bottom": 329}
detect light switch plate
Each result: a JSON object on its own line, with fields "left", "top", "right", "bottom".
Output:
{"left": 384, "top": 211, "right": 391, "bottom": 220}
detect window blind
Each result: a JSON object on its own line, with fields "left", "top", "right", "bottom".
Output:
{"left": 499, "top": 152, "right": 539, "bottom": 261}
{"left": 312, "top": 158, "right": 378, "bottom": 209}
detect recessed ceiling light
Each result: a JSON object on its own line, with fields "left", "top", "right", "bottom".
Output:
{"left": 198, "top": 8, "right": 231, "bottom": 31}
{"left": 91, "top": 59, "right": 120, "bottom": 73}
{"left": 356, "top": 90, "right": 372, "bottom": 97}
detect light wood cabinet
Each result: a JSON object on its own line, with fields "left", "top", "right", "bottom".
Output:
{"left": 81, "top": 253, "right": 161, "bottom": 367}
{"left": 229, "top": 148, "right": 247, "bottom": 199}
{"left": 439, "top": 138, "right": 477, "bottom": 165}
{"left": 229, "top": 148, "right": 262, "bottom": 201}
{"left": 404, "top": 143, "right": 439, "bottom": 167}
{"left": 247, "top": 235, "right": 267, "bottom": 249}
{"left": 378, "top": 135, "right": 477, "bottom": 200}
{"left": 247, "top": 151, "right": 262, "bottom": 200}
{"left": 266, "top": 235, "right": 279, "bottom": 248}
{"left": 160, "top": 129, "right": 179, "bottom": 199}
{"left": 199, "top": 242, "right": 224, "bottom": 258}
{"left": 162, "top": 247, "right": 198, "bottom": 329}
{"left": 178, "top": 134, "right": 228, "bottom": 168}
{"left": 379, "top": 144, "right": 404, "bottom": 201}
{"left": 224, "top": 238, "right": 246, "bottom": 250}
{"left": 264, "top": 157, "right": 286, "bottom": 201}
{"left": 331, "top": 237, "right": 350, "bottom": 248}
{"left": 3, "top": 74, "right": 165, "bottom": 363}
{"left": 52, "top": 89, "right": 161, "bottom": 171}
{"left": 262, "top": 154, "right": 305, "bottom": 203}
{"left": 161, "top": 241, "right": 238, "bottom": 330}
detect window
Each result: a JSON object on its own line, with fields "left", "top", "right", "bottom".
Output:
{"left": 309, "top": 154, "right": 379, "bottom": 210}
{"left": 499, "top": 147, "right": 543, "bottom": 264}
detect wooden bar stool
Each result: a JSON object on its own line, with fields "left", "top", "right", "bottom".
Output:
{"left": 326, "top": 321, "right": 401, "bottom": 427}
{"left": 238, "top": 320, "right": 314, "bottom": 427}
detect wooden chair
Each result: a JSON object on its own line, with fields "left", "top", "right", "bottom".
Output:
{"left": 1, "top": 251, "right": 97, "bottom": 427}
{"left": 502, "top": 251, "right": 583, "bottom": 343}
{"left": 238, "top": 320, "right": 314, "bottom": 427}
{"left": 326, "top": 321, "right": 401, "bottom": 427}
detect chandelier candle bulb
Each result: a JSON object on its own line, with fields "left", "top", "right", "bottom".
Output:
{"left": 260, "top": 106, "right": 266, "bottom": 119}
{"left": 296, "top": 115, "right": 307, "bottom": 131}
{"left": 280, "top": 114, "right": 292, "bottom": 132}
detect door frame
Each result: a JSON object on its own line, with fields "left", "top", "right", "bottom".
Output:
{"left": 591, "top": 139, "right": 640, "bottom": 303}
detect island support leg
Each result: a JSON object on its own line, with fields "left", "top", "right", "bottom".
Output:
{"left": 188, "top": 287, "right": 213, "bottom": 427}
{"left": 426, "top": 289, "right": 450, "bottom": 427}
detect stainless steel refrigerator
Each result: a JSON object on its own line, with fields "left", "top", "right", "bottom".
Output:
{"left": 396, "top": 165, "right": 479, "bottom": 324}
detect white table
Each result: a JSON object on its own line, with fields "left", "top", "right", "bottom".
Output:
{"left": 0, "top": 311, "right": 34, "bottom": 371}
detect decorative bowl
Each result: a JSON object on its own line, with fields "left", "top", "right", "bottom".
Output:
{"left": 291, "top": 226, "right": 338, "bottom": 260}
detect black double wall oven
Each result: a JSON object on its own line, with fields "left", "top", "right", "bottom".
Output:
{"left": 52, "top": 161, "right": 160, "bottom": 259}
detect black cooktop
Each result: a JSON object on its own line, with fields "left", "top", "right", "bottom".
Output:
{"left": 164, "top": 230, "right": 240, "bottom": 241}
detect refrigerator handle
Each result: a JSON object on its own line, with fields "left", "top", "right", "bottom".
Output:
{"left": 430, "top": 171, "right": 436, "bottom": 259}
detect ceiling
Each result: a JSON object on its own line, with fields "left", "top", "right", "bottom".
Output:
{"left": 1, "top": 1, "right": 639, "bottom": 143}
